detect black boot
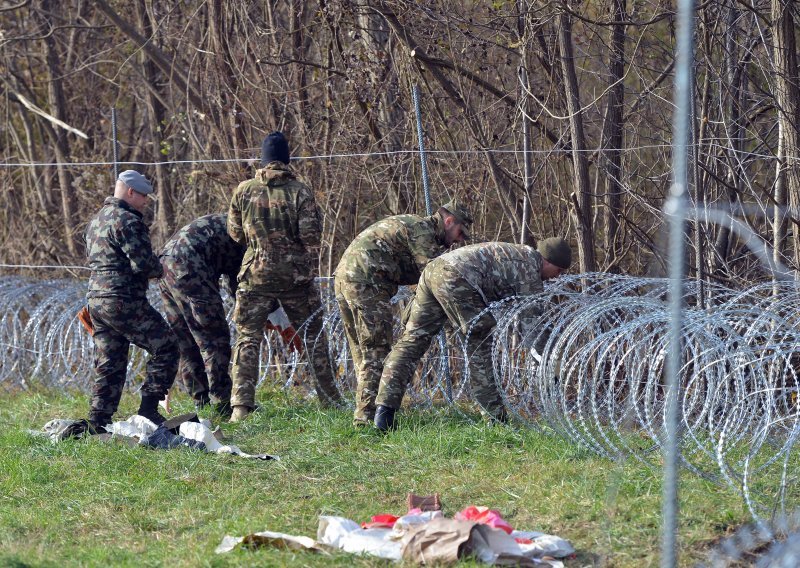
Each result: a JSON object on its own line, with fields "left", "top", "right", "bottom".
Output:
{"left": 60, "top": 419, "right": 107, "bottom": 440}
{"left": 374, "top": 405, "right": 397, "bottom": 432}
{"left": 138, "top": 395, "right": 166, "bottom": 426}
{"left": 194, "top": 391, "right": 211, "bottom": 410}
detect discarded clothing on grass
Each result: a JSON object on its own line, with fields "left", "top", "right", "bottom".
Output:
{"left": 141, "top": 424, "right": 206, "bottom": 450}
{"left": 216, "top": 507, "right": 573, "bottom": 566}
{"left": 35, "top": 419, "right": 91, "bottom": 442}
{"left": 455, "top": 506, "right": 514, "bottom": 534}
{"left": 35, "top": 414, "right": 278, "bottom": 460}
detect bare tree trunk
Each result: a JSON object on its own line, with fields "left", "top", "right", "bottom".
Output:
{"left": 692, "top": 55, "right": 710, "bottom": 298}
{"left": 208, "top": 0, "right": 248, "bottom": 159}
{"left": 775, "top": 119, "right": 788, "bottom": 266}
{"left": 710, "top": 3, "right": 746, "bottom": 279}
{"left": 37, "top": 0, "right": 82, "bottom": 258}
{"left": 357, "top": 1, "right": 409, "bottom": 213}
{"left": 136, "top": 0, "right": 173, "bottom": 242}
{"left": 772, "top": 0, "right": 800, "bottom": 270}
{"left": 517, "top": 0, "right": 535, "bottom": 246}
{"left": 601, "top": 0, "right": 625, "bottom": 267}
{"left": 558, "top": 3, "right": 595, "bottom": 272}
{"left": 290, "top": 0, "right": 309, "bottom": 141}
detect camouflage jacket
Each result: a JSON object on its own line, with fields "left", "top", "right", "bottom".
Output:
{"left": 433, "top": 241, "right": 544, "bottom": 303}
{"left": 335, "top": 213, "right": 448, "bottom": 288}
{"left": 228, "top": 162, "right": 321, "bottom": 290}
{"left": 160, "top": 213, "right": 245, "bottom": 292}
{"left": 85, "top": 196, "right": 162, "bottom": 300}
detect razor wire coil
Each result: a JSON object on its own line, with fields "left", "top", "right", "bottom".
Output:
{"left": 3, "top": 273, "right": 800, "bottom": 526}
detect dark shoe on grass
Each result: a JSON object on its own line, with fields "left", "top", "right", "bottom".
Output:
{"left": 194, "top": 392, "right": 211, "bottom": 410}
{"left": 60, "top": 419, "right": 107, "bottom": 440}
{"left": 374, "top": 405, "right": 397, "bottom": 432}
{"left": 138, "top": 395, "right": 167, "bottom": 426}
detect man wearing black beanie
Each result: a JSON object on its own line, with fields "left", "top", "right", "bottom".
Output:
{"left": 261, "top": 132, "right": 290, "bottom": 166}
{"left": 227, "top": 132, "right": 343, "bottom": 421}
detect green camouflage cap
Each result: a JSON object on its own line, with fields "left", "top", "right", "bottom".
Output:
{"left": 537, "top": 237, "right": 572, "bottom": 270}
{"left": 440, "top": 200, "right": 474, "bottom": 237}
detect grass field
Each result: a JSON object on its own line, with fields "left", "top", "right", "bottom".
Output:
{"left": 0, "top": 388, "right": 751, "bottom": 567}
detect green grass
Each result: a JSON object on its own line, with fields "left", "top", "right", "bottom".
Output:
{"left": 0, "top": 388, "right": 750, "bottom": 567}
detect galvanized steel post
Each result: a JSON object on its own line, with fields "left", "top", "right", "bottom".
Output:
{"left": 412, "top": 84, "right": 452, "bottom": 402}
{"left": 412, "top": 85, "right": 433, "bottom": 216}
{"left": 662, "top": 0, "right": 695, "bottom": 562}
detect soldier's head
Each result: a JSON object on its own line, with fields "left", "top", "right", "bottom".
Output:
{"left": 438, "top": 200, "right": 473, "bottom": 246}
{"left": 261, "top": 131, "right": 290, "bottom": 166}
{"left": 537, "top": 237, "right": 571, "bottom": 280}
{"left": 114, "top": 170, "right": 154, "bottom": 213}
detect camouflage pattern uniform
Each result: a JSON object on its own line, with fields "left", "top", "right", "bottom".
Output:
{"left": 375, "top": 242, "right": 545, "bottom": 420}
{"left": 159, "top": 214, "right": 244, "bottom": 405}
{"left": 85, "top": 196, "right": 178, "bottom": 424}
{"left": 228, "top": 162, "right": 342, "bottom": 408}
{"left": 334, "top": 213, "right": 450, "bottom": 424}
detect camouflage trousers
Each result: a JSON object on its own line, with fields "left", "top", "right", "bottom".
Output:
{"left": 375, "top": 263, "right": 505, "bottom": 419}
{"left": 230, "top": 283, "right": 343, "bottom": 409}
{"left": 88, "top": 296, "right": 178, "bottom": 423}
{"left": 159, "top": 267, "right": 232, "bottom": 405}
{"left": 334, "top": 278, "right": 395, "bottom": 424}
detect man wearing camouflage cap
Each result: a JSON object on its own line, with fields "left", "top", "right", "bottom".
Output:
{"left": 373, "top": 238, "right": 571, "bottom": 431}
{"left": 227, "top": 132, "right": 344, "bottom": 422}
{"left": 334, "top": 200, "right": 473, "bottom": 426}
{"left": 66, "top": 170, "right": 179, "bottom": 437}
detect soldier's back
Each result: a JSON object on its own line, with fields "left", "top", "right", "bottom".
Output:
{"left": 231, "top": 166, "right": 317, "bottom": 290}
{"left": 162, "top": 214, "right": 243, "bottom": 281}
{"left": 437, "top": 241, "right": 544, "bottom": 301}
{"left": 336, "top": 214, "right": 440, "bottom": 286}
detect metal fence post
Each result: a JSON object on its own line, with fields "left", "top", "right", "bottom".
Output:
{"left": 662, "top": 0, "right": 695, "bottom": 562}
{"left": 412, "top": 85, "right": 452, "bottom": 402}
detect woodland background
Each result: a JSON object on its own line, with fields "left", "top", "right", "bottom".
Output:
{"left": 2, "top": 0, "right": 799, "bottom": 284}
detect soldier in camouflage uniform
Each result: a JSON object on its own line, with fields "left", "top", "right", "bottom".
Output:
{"left": 159, "top": 213, "right": 244, "bottom": 418}
{"left": 227, "top": 132, "right": 343, "bottom": 422}
{"left": 334, "top": 201, "right": 473, "bottom": 426}
{"left": 373, "top": 238, "right": 572, "bottom": 431}
{"left": 67, "top": 170, "right": 178, "bottom": 437}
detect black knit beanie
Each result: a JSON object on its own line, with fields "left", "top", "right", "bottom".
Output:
{"left": 261, "top": 131, "right": 290, "bottom": 165}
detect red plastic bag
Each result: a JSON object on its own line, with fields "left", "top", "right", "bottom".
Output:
{"left": 361, "top": 514, "right": 400, "bottom": 529}
{"left": 454, "top": 506, "right": 514, "bottom": 534}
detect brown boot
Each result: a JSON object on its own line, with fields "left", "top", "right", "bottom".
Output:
{"left": 229, "top": 405, "right": 252, "bottom": 423}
